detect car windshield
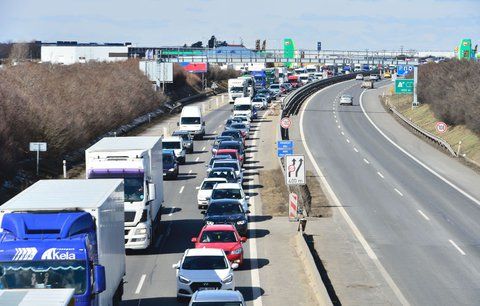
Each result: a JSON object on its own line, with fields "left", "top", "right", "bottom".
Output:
{"left": 230, "top": 86, "right": 244, "bottom": 93}
{"left": 200, "top": 231, "right": 237, "bottom": 243}
{"left": 212, "top": 188, "right": 242, "bottom": 200}
{"left": 0, "top": 260, "right": 87, "bottom": 295}
{"left": 218, "top": 143, "right": 240, "bottom": 151}
{"left": 207, "top": 202, "right": 243, "bottom": 215}
{"left": 163, "top": 141, "right": 181, "bottom": 149}
{"left": 209, "top": 170, "right": 235, "bottom": 181}
{"left": 234, "top": 104, "right": 251, "bottom": 111}
{"left": 181, "top": 117, "right": 200, "bottom": 124}
{"left": 163, "top": 153, "right": 175, "bottom": 165}
{"left": 231, "top": 124, "right": 246, "bottom": 129}
{"left": 221, "top": 131, "right": 240, "bottom": 138}
{"left": 252, "top": 98, "right": 263, "bottom": 102}
{"left": 182, "top": 256, "right": 228, "bottom": 270}
{"left": 202, "top": 181, "right": 222, "bottom": 190}
{"left": 89, "top": 172, "right": 144, "bottom": 202}
{"left": 214, "top": 162, "right": 239, "bottom": 171}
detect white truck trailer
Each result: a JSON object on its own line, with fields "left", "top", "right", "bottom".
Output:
{"left": 0, "top": 289, "right": 75, "bottom": 306}
{"left": 85, "top": 136, "right": 164, "bottom": 250}
{"left": 228, "top": 78, "right": 248, "bottom": 103}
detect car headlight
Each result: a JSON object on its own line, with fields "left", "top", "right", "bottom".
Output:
{"left": 236, "top": 220, "right": 246, "bottom": 225}
{"left": 168, "top": 168, "right": 175, "bottom": 172}
{"left": 206, "top": 221, "right": 214, "bottom": 225}
{"left": 231, "top": 248, "right": 243, "bottom": 255}
{"left": 135, "top": 228, "right": 147, "bottom": 235}
{"left": 221, "top": 274, "right": 233, "bottom": 284}
{"left": 178, "top": 275, "right": 190, "bottom": 284}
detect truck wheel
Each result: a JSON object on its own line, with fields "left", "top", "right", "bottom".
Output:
{"left": 113, "top": 281, "right": 124, "bottom": 306}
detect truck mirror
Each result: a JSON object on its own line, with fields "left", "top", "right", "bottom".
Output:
{"left": 94, "top": 265, "right": 106, "bottom": 294}
{"left": 148, "top": 183, "right": 156, "bottom": 201}
{"left": 177, "top": 122, "right": 179, "bottom": 126}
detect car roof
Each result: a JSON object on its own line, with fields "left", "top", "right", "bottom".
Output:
{"left": 203, "top": 178, "right": 228, "bottom": 183}
{"left": 214, "top": 183, "right": 242, "bottom": 189}
{"left": 162, "top": 136, "right": 182, "bottom": 142}
{"left": 185, "top": 248, "right": 224, "bottom": 257}
{"left": 202, "top": 224, "right": 237, "bottom": 232}
{"left": 209, "top": 199, "right": 242, "bottom": 205}
{"left": 210, "top": 167, "right": 235, "bottom": 172}
{"left": 217, "top": 149, "right": 237, "bottom": 153}
{"left": 219, "top": 141, "right": 241, "bottom": 146}
{"left": 192, "top": 290, "right": 244, "bottom": 302}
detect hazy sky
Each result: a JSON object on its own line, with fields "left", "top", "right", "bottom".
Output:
{"left": 1, "top": 0, "right": 478, "bottom": 51}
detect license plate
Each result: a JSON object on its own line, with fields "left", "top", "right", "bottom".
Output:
{"left": 199, "top": 287, "right": 216, "bottom": 291}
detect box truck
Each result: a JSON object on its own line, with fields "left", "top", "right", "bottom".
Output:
{"left": 86, "top": 136, "right": 163, "bottom": 250}
{"left": 0, "top": 179, "right": 125, "bottom": 306}
{"left": 0, "top": 289, "right": 75, "bottom": 306}
{"left": 178, "top": 106, "right": 206, "bottom": 139}
{"left": 233, "top": 97, "right": 253, "bottom": 119}
{"left": 228, "top": 78, "right": 248, "bottom": 103}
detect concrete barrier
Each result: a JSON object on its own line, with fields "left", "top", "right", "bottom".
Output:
{"left": 294, "top": 232, "right": 333, "bottom": 306}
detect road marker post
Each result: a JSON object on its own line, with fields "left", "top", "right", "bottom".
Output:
{"left": 289, "top": 192, "right": 298, "bottom": 221}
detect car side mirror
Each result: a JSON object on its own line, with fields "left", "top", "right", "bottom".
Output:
{"left": 200, "top": 211, "right": 206, "bottom": 215}
{"left": 245, "top": 196, "right": 250, "bottom": 200}
{"left": 172, "top": 262, "right": 180, "bottom": 269}
{"left": 246, "top": 210, "right": 251, "bottom": 214}
{"left": 231, "top": 263, "right": 239, "bottom": 270}
{"left": 241, "top": 237, "right": 247, "bottom": 243}
{"left": 191, "top": 237, "right": 197, "bottom": 243}
{"left": 148, "top": 183, "right": 156, "bottom": 201}
{"left": 93, "top": 265, "right": 106, "bottom": 294}
{"left": 195, "top": 186, "right": 200, "bottom": 190}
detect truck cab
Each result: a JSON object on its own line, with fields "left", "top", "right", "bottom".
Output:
{"left": 228, "top": 78, "right": 247, "bottom": 103}
{"left": 179, "top": 106, "right": 205, "bottom": 139}
{"left": 233, "top": 97, "right": 252, "bottom": 119}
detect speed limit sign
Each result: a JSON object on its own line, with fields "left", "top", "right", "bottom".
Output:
{"left": 280, "top": 117, "right": 292, "bottom": 129}
{"left": 435, "top": 121, "right": 447, "bottom": 133}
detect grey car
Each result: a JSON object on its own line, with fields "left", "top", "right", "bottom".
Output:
{"left": 189, "top": 289, "right": 246, "bottom": 306}
{"left": 172, "top": 130, "right": 194, "bottom": 153}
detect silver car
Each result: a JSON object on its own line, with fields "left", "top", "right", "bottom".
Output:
{"left": 189, "top": 289, "right": 246, "bottom": 306}
{"left": 339, "top": 94, "right": 353, "bottom": 106}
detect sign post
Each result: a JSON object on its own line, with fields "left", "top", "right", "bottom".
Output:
{"left": 29, "top": 142, "right": 47, "bottom": 176}
{"left": 285, "top": 155, "right": 306, "bottom": 185}
{"left": 412, "top": 64, "right": 419, "bottom": 108}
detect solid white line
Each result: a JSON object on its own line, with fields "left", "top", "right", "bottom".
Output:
{"left": 394, "top": 188, "right": 404, "bottom": 197}
{"left": 337, "top": 125, "right": 341, "bottom": 129}
{"left": 417, "top": 209, "right": 429, "bottom": 220}
{"left": 449, "top": 239, "right": 466, "bottom": 255}
{"left": 201, "top": 146, "right": 206, "bottom": 151}
{"left": 300, "top": 83, "right": 410, "bottom": 306}
{"left": 346, "top": 139, "right": 350, "bottom": 143}
{"left": 359, "top": 90, "right": 480, "bottom": 207}
{"left": 340, "top": 131, "right": 344, "bottom": 135}
{"left": 135, "top": 274, "right": 146, "bottom": 294}
{"left": 363, "top": 158, "right": 370, "bottom": 164}
{"left": 195, "top": 157, "right": 199, "bottom": 162}
{"left": 179, "top": 186, "right": 184, "bottom": 194}
{"left": 354, "top": 147, "right": 359, "bottom": 153}
{"left": 377, "top": 171, "right": 384, "bottom": 179}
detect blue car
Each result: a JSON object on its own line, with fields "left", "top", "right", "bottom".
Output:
{"left": 162, "top": 149, "right": 179, "bottom": 179}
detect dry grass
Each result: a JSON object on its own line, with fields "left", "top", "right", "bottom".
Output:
{"left": 259, "top": 168, "right": 290, "bottom": 216}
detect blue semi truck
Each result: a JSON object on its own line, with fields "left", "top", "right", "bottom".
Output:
{"left": 251, "top": 70, "right": 266, "bottom": 90}
{"left": 0, "top": 179, "right": 125, "bottom": 306}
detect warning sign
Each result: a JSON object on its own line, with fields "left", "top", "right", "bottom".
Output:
{"left": 285, "top": 155, "right": 305, "bottom": 185}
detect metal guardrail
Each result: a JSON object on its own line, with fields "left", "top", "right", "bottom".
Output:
{"left": 389, "top": 107, "right": 457, "bottom": 156}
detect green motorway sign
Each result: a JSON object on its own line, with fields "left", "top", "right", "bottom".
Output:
{"left": 395, "top": 79, "right": 414, "bottom": 94}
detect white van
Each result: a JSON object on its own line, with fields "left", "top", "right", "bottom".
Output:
{"left": 233, "top": 97, "right": 252, "bottom": 119}
{"left": 179, "top": 106, "right": 205, "bottom": 139}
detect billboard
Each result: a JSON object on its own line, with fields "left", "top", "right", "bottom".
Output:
{"left": 180, "top": 62, "right": 207, "bottom": 73}
{"left": 139, "top": 61, "right": 173, "bottom": 84}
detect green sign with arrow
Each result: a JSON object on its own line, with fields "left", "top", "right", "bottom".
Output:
{"left": 395, "top": 79, "right": 414, "bottom": 94}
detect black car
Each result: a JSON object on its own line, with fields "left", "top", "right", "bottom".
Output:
{"left": 211, "top": 136, "right": 234, "bottom": 155}
{"left": 162, "top": 149, "right": 179, "bottom": 179}
{"left": 202, "top": 199, "right": 249, "bottom": 236}
{"left": 172, "top": 130, "right": 194, "bottom": 154}
{"left": 220, "top": 130, "right": 244, "bottom": 145}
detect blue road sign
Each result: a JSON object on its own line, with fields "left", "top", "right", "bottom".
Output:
{"left": 277, "top": 140, "right": 294, "bottom": 149}
{"left": 397, "top": 65, "right": 413, "bottom": 76}
{"left": 277, "top": 149, "right": 294, "bottom": 157}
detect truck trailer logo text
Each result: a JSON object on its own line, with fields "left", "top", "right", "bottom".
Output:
{"left": 12, "top": 247, "right": 38, "bottom": 261}
{"left": 41, "top": 248, "right": 76, "bottom": 260}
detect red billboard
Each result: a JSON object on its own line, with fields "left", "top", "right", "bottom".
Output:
{"left": 180, "top": 62, "right": 207, "bottom": 73}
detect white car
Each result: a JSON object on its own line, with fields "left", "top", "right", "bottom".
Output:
{"left": 173, "top": 248, "right": 237, "bottom": 300}
{"left": 232, "top": 115, "right": 251, "bottom": 127}
{"left": 212, "top": 159, "right": 243, "bottom": 183}
{"left": 210, "top": 183, "right": 249, "bottom": 212}
{"left": 355, "top": 74, "right": 364, "bottom": 80}
{"left": 339, "top": 94, "right": 353, "bottom": 106}
{"left": 162, "top": 136, "right": 186, "bottom": 164}
{"left": 197, "top": 178, "right": 228, "bottom": 209}
{"left": 369, "top": 74, "right": 379, "bottom": 81}
{"left": 189, "top": 290, "right": 246, "bottom": 306}
{"left": 251, "top": 97, "right": 267, "bottom": 110}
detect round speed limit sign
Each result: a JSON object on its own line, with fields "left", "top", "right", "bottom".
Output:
{"left": 435, "top": 121, "right": 448, "bottom": 133}
{"left": 280, "top": 117, "right": 292, "bottom": 129}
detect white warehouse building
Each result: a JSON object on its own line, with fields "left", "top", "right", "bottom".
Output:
{"left": 41, "top": 41, "right": 130, "bottom": 65}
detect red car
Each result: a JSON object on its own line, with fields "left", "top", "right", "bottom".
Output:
{"left": 215, "top": 149, "right": 243, "bottom": 166}
{"left": 191, "top": 224, "right": 247, "bottom": 265}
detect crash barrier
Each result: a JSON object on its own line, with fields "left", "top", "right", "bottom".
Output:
{"left": 295, "top": 232, "right": 334, "bottom": 306}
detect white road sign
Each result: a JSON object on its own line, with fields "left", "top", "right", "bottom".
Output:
{"left": 29, "top": 142, "right": 47, "bottom": 152}
{"left": 285, "top": 155, "right": 305, "bottom": 185}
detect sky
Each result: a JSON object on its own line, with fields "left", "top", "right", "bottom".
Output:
{"left": 1, "top": 0, "right": 479, "bottom": 51}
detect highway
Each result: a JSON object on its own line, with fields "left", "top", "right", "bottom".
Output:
{"left": 300, "top": 79, "right": 480, "bottom": 305}
{"left": 120, "top": 100, "right": 263, "bottom": 305}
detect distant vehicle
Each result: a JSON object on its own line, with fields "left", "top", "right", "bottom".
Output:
{"left": 361, "top": 80, "right": 374, "bottom": 89}
{"left": 212, "top": 136, "right": 235, "bottom": 155}
{"left": 314, "top": 72, "right": 323, "bottom": 80}
{"left": 212, "top": 160, "right": 243, "bottom": 183}
{"left": 362, "top": 64, "right": 370, "bottom": 71}
{"left": 179, "top": 106, "right": 205, "bottom": 139}
{"left": 226, "top": 123, "right": 248, "bottom": 141}
{"left": 287, "top": 75, "right": 301, "bottom": 88}
{"left": 369, "top": 74, "right": 380, "bottom": 81}
{"left": 282, "top": 82, "right": 293, "bottom": 92}
{"left": 298, "top": 73, "right": 310, "bottom": 85}
{"left": 173, "top": 248, "right": 237, "bottom": 300}
{"left": 225, "top": 117, "right": 243, "bottom": 129}
{"left": 206, "top": 155, "right": 233, "bottom": 174}
{"left": 221, "top": 130, "right": 244, "bottom": 146}
{"left": 172, "top": 130, "right": 194, "bottom": 153}
{"left": 228, "top": 78, "right": 248, "bottom": 103}
{"left": 163, "top": 149, "right": 179, "bottom": 179}
{"left": 162, "top": 136, "right": 186, "bottom": 164}
{"left": 196, "top": 178, "right": 228, "bottom": 209}
{"left": 203, "top": 199, "right": 249, "bottom": 236}
{"left": 252, "top": 96, "right": 268, "bottom": 110}
{"left": 211, "top": 182, "right": 249, "bottom": 211}
{"left": 354, "top": 63, "right": 362, "bottom": 72}
{"left": 233, "top": 97, "right": 252, "bottom": 119}
{"left": 383, "top": 71, "right": 392, "bottom": 78}
{"left": 216, "top": 141, "right": 245, "bottom": 164}
{"left": 208, "top": 167, "right": 240, "bottom": 183}
{"left": 294, "top": 67, "right": 308, "bottom": 75}
{"left": 189, "top": 290, "right": 246, "bottom": 306}
{"left": 255, "top": 88, "right": 273, "bottom": 102}
{"left": 191, "top": 225, "right": 247, "bottom": 265}
{"left": 339, "top": 94, "right": 354, "bottom": 106}
{"left": 251, "top": 70, "right": 267, "bottom": 89}
{"left": 268, "top": 83, "right": 281, "bottom": 96}
{"left": 355, "top": 74, "right": 364, "bottom": 80}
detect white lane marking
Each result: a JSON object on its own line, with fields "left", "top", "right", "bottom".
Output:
{"left": 300, "top": 83, "right": 410, "bottom": 306}
{"left": 335, "top": 120, "right": 339, "bottom": 124}
{"left": 359, "top": 90, "right": 480, "bottom": 207}
{"left": 394, "top": 188, "right": 404, "bottom": 197}
{"left": 188, "top": 169, "right": 192, "bottom": 174}
{"left": 179, "top": 186, "right": 184, "bottom": 194}
{"left": 168, "top": 207, "right": 175, "bottom": 217}
{"left": 195, "top": 157, "right": 199, "bottom": 162}
{"left": 135, "top": 274, "right": 146, "bottom": 294}
{"left": 337, "top": 125, "right": 341, "bottom": 129}
{"left": 377, "top": 171, "right": 384, "bottom": 179}
{"left": 213, "top": 130, "right": 217, "bottom": 134}
{"left": 363, "top": 158, "right": 370, "bottom": 164}
{"left": 341, "top": 131, "right": 344, "bottom": 135}
{"left": 354, "top": 147, "right": 359, "bottom": 153}
{"left": 417, "top": 209, "right": 429, "bottom": 220}
{"left": 346, "top": 139, "right": 350, "bottom": 143}
{"left": 201, "top": 146, "right": 206, "bottom": 151}
{"left": 449, "top": 239, "right": 466, "bottom": 255}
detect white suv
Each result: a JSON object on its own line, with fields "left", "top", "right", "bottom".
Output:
{"left": 173, "top": 248, "right": 238, "bottom": 300}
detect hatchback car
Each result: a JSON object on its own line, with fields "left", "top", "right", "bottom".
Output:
{"left": 211, "top": 136, "right": 234, "bottom": 155}
{"left": 192, "top": 224, "right": 247, "bottom": 265}
{"left": 189, "top": 290, "right": 246, "bottom": 306}
{"left": 207, "top": 167, "right": 239, "bottom": 184}
{"left": 206, "top": 155, "right": 233, "bottom": 174}
{"left": 212, "top": 160, "right": 243, "bottom": 183}
{"left": 196, "top": 178, "right": 228, "bottom": 209}
{"left": 162, "top": 136, "right": 186, "bottom": 164}
{"left": 210, "top": 183, "right": 249, "bottom": 212}
{"left": 339, "top": 94, "right": 353, "bottom": 106}
{"left": 226, "top": 123, "right": 249, "bottom": 139}
{"left": 203, "top": 199, "right": 249, "bottom": 236}
{"left": 162, "top": 149, "right": 179, "bottom": 179}
{"left": 173, "top": 248, "right": 237, "bottom": 300}
{"left": 172, "top": 130, "right": 194, "bottom": 154}
{"left": 217, "top": 141, "right": 245, "bottom": 162}
{"left": 252, "top": 97, "right": 267, "bottom": 110}
{"left": 355, "top": 74, "right": 364, "bottom": 80}
{"left": 221, "top": 130, "right": 244, "bottom": 146}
